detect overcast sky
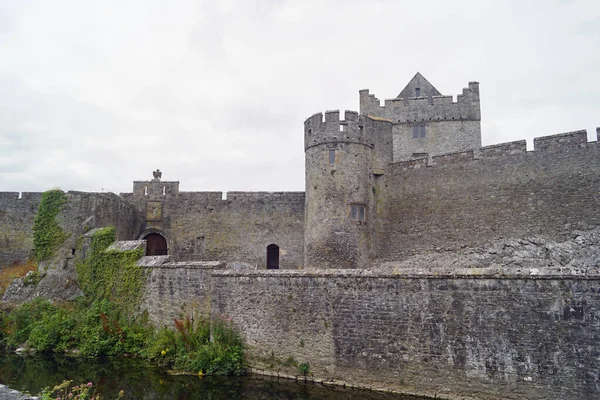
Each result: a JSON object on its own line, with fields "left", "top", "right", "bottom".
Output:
{"left": 1, "top": 0, "right": 598, "bottom": 194}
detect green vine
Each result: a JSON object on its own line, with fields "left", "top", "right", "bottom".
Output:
{"left": 76, "top": 227, "right": 146, "bottom": 314}
{"left": 33, "top": 190, "right": 68, "bottom": 262}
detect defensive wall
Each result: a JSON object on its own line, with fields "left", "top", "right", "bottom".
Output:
{"left": 0, "top": 192, "right": 42, "bottom": 267}
{"left": 210, "top": 268, "right": 600, "bottom": 400}
{"left": 0, "top": 191, "right": 139, "bottom": 268}
{"left": 121, "top": 184, "right": 305, "bottom": 269}
{"left": 375, "top": 128, "right": 600, "bottom": 263}
{"left": 139, "top": 258, "right": 224, "bottom": 326}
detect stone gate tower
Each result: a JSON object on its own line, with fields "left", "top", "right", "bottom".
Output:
{"left": 303, "top": 110, "right": 392, "bottom": 269}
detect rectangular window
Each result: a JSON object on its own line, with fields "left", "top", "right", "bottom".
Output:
{"left": 307, "top": 128, "right": 312, "bottom": 136}
{"left": 350, "top": 205, "right": 366, "bottom": 221}
{"left": 195, "top": 236, "right": 205, "bottom": 255}
{"left": 329, "top": 149, "right": 336, "bottom": 165}
{"left": 412, "top": 124, "right": 426, "bottom": 138}
{"left": 415, "top": 87, "right": 421, "bottom": 97}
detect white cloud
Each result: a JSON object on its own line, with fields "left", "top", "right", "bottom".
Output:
{"left": 0, "top": 0, "right": 599, "bottom": 193}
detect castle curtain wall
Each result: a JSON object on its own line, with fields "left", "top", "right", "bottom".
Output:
{"left": 211, "top": 270, "right": 600, "bottom": 400}
{"left": 0, "top": 192, "right": 42, "bottom": 267}
{"left": 0, "top": 191, "right": 139, "bottom": 268}
{"left": 376, "top": 131, "right": 600, "bottom": 263}
{"left": 122, "top": 186, "right": 306, "bottom": 268}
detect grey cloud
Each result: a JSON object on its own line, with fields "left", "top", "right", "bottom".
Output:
{"left": 0, "top": 0, "right": 599, "bottom": 194}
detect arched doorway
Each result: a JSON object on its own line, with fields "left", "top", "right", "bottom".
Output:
{"left": 266, "top": 244, "right": 279, "bottom": 269}
{"left": 145, "top": 233, "right": 168, "bottom": 256}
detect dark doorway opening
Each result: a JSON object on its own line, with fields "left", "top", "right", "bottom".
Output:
{"left": 146, "top": 233, "right": 168, "bottom": 256}
{"left": 266, "top": 244, "right": 279, "bottom": 269}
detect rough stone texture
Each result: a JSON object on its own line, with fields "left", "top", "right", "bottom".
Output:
{"left": 120, "top": 183, "right": 305, "bottom": 269}
{"left": 2, "top": 269, "right": 82, "bottom": 303}
{"left": 0, "top": 191, "right": 140, "bottom": 269}
{"left": 2, "top": 74, "right": 600, "bottom": 399}
{"left": 107, "top": 240, "right": 145, "bottom": 251}
{"left": 211, "top": 269, "right": 600, "bottom": 400}
{"left": 360, "top": 77, "right": 481, "bottom": 162}
{"left": 304, "top": 111, "right": 393, "bottom": 269}
{"left": 0, "top": 191, "right": 140, "bottom": 302}
{"left": 378, "top": 226, "right": 600, "bottom": 272}
{"left": 140, "top": 261, "right": 225, "bottom": 326}
{"left": 0, "top": 385, "right": 37, "bottom": 400}
{"left": 378, "top": 137, "right": 600, "bottom": 263}
{"left": 0, "top": 192, "right": 42, "bottom": 267}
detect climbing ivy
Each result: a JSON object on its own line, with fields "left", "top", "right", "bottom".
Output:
{"left": 33, "top": 189, "right": 68, "bottom": 261}
{"left": 76, "top": 227, "right": 146, "bottom": 314}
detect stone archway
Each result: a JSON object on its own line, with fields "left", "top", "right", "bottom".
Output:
{"left": 138, "top": 230, "right": 169, "bottom": 256}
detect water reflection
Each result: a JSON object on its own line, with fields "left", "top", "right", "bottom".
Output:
{"left": 0, "top": 354, "right": 424, "bottom": 400}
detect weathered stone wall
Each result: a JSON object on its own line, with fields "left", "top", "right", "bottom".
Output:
{"left": 392, "top": 120, "right": 481, "bottom": 162}
{"left": 0, "top": 192, "right": 42, "bottom": 267}
{"left": 140, "top": 260, "right": 224, "bottom": 326}
{"left": 359, "top": 81, "right": 481, "bottom": 162}
{"left": 210, "top": 269, "right": 600, "bottom": 400}
{"left": 0, "top": 191, "right": 139, "bottom": 269}
{"left": 304, "top": 111, "right": 389, "bottom": 269}
{"left": 376, "top": 130, "right": 600, "bottom": 263}
{"left": 122, "top": 186, "right": 305, "bottom": 269}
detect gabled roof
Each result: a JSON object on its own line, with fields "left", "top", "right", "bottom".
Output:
{"left": 397, "top": 72, "right": 442, "bottom": 99}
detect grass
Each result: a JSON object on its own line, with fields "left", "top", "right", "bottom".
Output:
{"left": 0, "top": 259, "right": 37, "bottom": 296}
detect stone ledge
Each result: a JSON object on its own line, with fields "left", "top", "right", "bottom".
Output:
{"left": 249, "top": 368, "right": 452, "bottom": 400}
{"left": 211, "top": 266, "right": 600, "bottom": 280}
{"left": 143, "top": 260, "right": 225, "bottom": 269}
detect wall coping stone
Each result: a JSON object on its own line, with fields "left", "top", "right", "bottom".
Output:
{"left": 211, "top": 266, "right": 600, "bottom": 280}
{"left": 107, "top": 240, "right": 145, "bottom": 251}
{"left": 144, "top": 260, "right": 226, "bottom": 269}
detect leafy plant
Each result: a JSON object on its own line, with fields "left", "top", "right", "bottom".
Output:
{"left": 75, "top": 227, "right": 146, "bottom": 314}
{"left": 298, "top": 362, "right": 310, "bottom": 376}
{"left": 33, "top": 189, "right": 68, "bottom": 261}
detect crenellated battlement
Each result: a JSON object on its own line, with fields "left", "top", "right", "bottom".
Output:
{"left": 392, "top": 128, "right": 599, "bottom": 172}
{"left": 360, "top": 81, "right": 481, "bottom": 123}
{"left": 0, "top": 192, "right": 43, "bottom": 202}
{"left": 533, "top": 129, "right": 589, "bottom": 152}
{"left": 304, "top": 110, "right": 377, "bottom": 151}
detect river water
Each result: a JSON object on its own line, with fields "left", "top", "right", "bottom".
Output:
{"left": 0, "top": 354, "right": 426, "bottom": 400}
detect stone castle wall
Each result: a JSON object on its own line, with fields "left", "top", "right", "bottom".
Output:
{"left": 121, "top": 187, "right": 305, "bottom": 269}
{"left": 375, "top": 129, "right": 600, "bottom": 263}
{"left": 359, "top": 82, "right": 481, "bottom": 161}
{"left": 139, "top": 260, "right": 224, "bottom": 326}
{"left": 0, "top": 191, "right": 139, "bottom": 268}
{"left": 0, "top": 192, "right": 42, "bottom": 267}
{"left": 210, "top": 269, "right": 600, "bottom": 400}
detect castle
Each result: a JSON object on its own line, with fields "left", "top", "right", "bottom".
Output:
{"left": 1, "top": 73, "right": 600, "bottom": 400}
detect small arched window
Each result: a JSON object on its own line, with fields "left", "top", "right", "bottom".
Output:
{"left": 266, "top": 244, "right": 280, "bottom": 269}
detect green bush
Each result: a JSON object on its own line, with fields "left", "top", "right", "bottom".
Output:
{"left": 28, "top": 308, "right": 76, "bottom": 352}
{"left": 5, "top": 298, "right": 57, "bottom": 349}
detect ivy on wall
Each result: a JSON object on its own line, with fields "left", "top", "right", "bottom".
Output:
{"left": 76, "top": 227, "right": 146, "bottom": 313}
{"left": 33, "top": 189, "right": 68, "bottom": 261}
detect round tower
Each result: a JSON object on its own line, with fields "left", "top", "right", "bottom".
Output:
{"left": 303, "top": 110, "right": 377, "bottom": 269}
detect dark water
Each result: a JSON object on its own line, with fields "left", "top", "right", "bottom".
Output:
{"left": 0, "top": 354, "right": 424, "bottom": 400}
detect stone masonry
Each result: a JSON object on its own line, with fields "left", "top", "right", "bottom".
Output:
{"left": 1, "top": 73, "right": 599, "bottom": 399}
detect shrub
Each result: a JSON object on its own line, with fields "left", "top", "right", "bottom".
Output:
{"left": 298, "top": 362, "right": 310, "bottom": 376}
{"left": 4, "top": 297, "right": 57, "bottom": 349}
